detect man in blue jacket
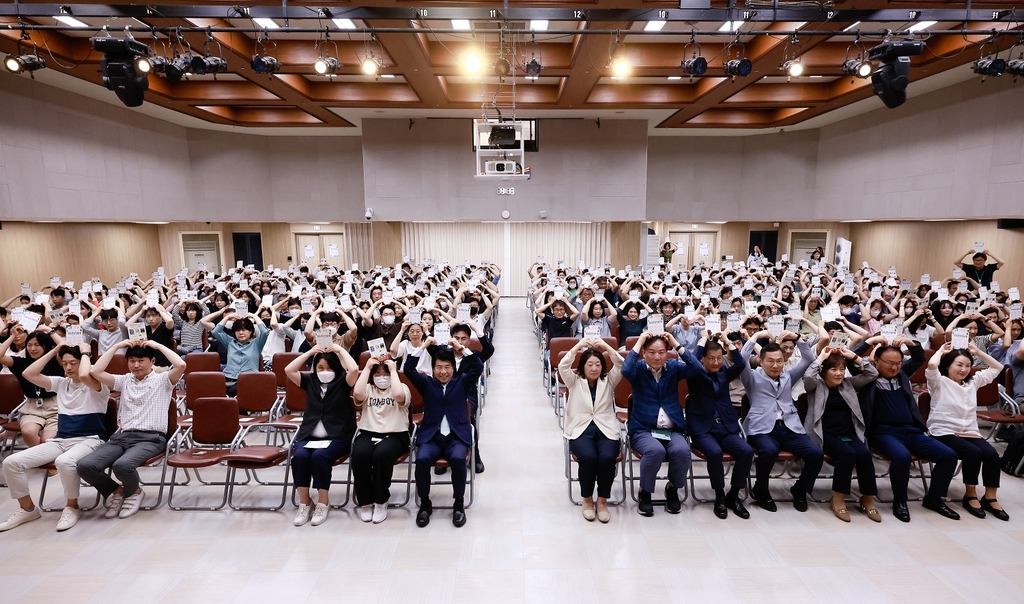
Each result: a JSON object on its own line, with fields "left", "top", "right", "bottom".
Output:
{"left": 404, "top": 339, "right": 483, "bottom": 528}
{"left": 622, "top": 331, "right": 699, "bottom": 516}
{"left": 686, "top": 331, "right": 753, "bottom": 520}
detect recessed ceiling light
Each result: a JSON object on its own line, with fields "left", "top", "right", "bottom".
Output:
{"left": 54, "top": 16, "right": 89, "bottom": 28}
{"left": 842, "top": 21, "right": 862, "bottom": 32}
{"left": 644, "top": 21, "right": 666, "bottom": 32}
{"left": 719, "top": 21, "right": 742, "bottom": 32}
{"left": 136, "top": 221, "right": 170, "bottom": 225}
{"left": 706, "top": 221, "right": 729, "bottom": 224}
{"left": 907, "top": 20, "right": 937, "bottom": 33}
{"left": 667, "top": 76, "right": 682, "bottom": 80}
{"left": 924, "top": 218, "right": 964, "bottom": 222}
{"left": 333, "top": 18, "right": 356, "bottom": 29}
{"left": 380, "top": 74, "right": 395, "bottom": 78}
{"left": 525, "top": 75, "right": 538, "bottom": 80}
{"left": 32, "top": 220, "right": 62, "bottom": 223}
{"left": 253, "top": 18, "right": 279, "bottom": 29}
{"left": 529, "top": 20, "right": 548, "bottom": 31}
{"left": 840, "top": 219, "right": 872, "bottom": 223}
{"left": 452, "top": 19, "right": 471, "bottom": 30}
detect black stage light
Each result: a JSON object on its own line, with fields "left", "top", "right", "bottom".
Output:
{"left": 724, "top": 57, "right": 751, "bottom": 77}
{"left": 92, "top": 36, "right": 152, "bottom": 107}
{"left": 682, "top": 56, "right": 707, "bottom": 76}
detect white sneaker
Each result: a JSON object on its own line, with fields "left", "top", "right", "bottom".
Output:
{"left": 56, "top": 507, "right": 82, "bottom": 532}
{"left": 357, "top": 505, "right": 373, "bottom": 522}
{"left": 103, "top": 493, "right": 125, "bottom": 519}
{"left": 311, "top": 503, "right": 329, "bottom": 526}
{"left": 118, "top": 488, "right": 145, "bottom": 519}
{"left": 372, "top": 503, "right": 388, "bottom": 524}
{"left": 294, "top": 503, "right": 312, "bottom": 526}
{"left": 0, "top": 506, "right": 41, "bottom": 532}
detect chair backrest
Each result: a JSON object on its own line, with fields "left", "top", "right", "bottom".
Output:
{"left": 163, "top": 398, "right": 178, "bottom": 440}
{"left": 104, "top": 397, "right": 119, "bottom": 437}
{"left": 400, "top": 372, "right": 424, "bottom": 415}
{"left": 236, "top": 372, "right": 278, "bottom": 414}
{"left": 272, "top": 352, "right": 301, "bottom": 389}
{"left": 0, "top": 374, "right": 25, "bottom": 414}
{"left": 1007, "top": 366, "right": 1016, "bottom": 399}
{"left": 185, "top": 371, "right": 227, "bottom": 410}
{"left": 677, "top": 378, "right": 688, "bottom": 406}
{"left": 976, "top": 380, "right": 1000, "bottom": 408}
{"left": 184, "top": 352, "right": 221, "bottom": 374}
{"left": 548, "top": 337, "right": 579, "bottom": 358}
{"left": 909, "top": 362, "right": 927, "bottom": 385}
{"left": 285, "top": 373, "right": 308, "bottom": 413}
{"left": 601, "top": 337, "right": 618, "bottom": 351}
{"left": 624, "top": 336, "right": 640, "bottom": 351}
{"left": 358, "top": 351, "right": 372, "bottom": 369}
{"left": 191, "top": 397, "right": 241, "bottom": 445}
{"left": 107, "top": 353, "right": 129, "bottom": 376}
{"left": 466, "top": 338, "right": 483, "bottom": 353}
{"left": 918, "top": 391, "right": 932, "bottom": 422}
{"left": 613, "top": 378, "right": 632, "bottom": 409}
{"left": 930, "top": 334, "right": 947, "bottom": 351}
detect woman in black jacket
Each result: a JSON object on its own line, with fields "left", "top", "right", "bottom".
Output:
{"left": 285, "top": 343, "right": 358, "bottom": 527}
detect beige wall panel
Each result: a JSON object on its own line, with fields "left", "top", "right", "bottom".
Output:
{"left": 610, "top": 222, "right": 642, "bottom": 269}
{"left": 508, "top": 222, "right": 610, "bottom": 296}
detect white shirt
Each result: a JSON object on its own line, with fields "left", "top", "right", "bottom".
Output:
{"left": 113, "top": 371, "right": 175, "bottom": 433}
{"left": 924, "top": 366, "right": 1000, "bottom": 438}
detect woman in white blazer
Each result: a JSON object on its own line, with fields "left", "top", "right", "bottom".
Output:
{"left": 559, "top": 337, "right": 623, "bottom": 523}
{"left": 925, "top": 342, "right": 1007, "bottom": 521}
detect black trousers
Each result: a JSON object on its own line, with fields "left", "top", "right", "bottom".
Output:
{"left": 351, "top": 431, "right": 411, "bottom": 506}
{"left": 822, "top": 434, "right": 877, "bottom": 496}
{"left": 568, "top": 422, "right": 619, "bottom": 499}
{"left": 934, "top": 434, "right": 1001, "bottom": 488}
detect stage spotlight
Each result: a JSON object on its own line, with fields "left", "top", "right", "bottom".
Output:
{"left": 525, "top": 56, "right": 541, "bottom": 78}
{"left": 682, "top": 56, "right": 707, "bottom": 76}
{"left": 4, "top": 54, "right": 45, "bottom": 75}
{"left": 463, "top": 51, "right": 483, "bottom": 76}
{"left": 841, "top": 58, "right": 873, "bottom": 79}
{"left": 314, "top": 56, "right": 340, "bottom": 75}
{"left": 972, "top": 56, "right": 1006, "bottom": 78}
{"left": 164, "top": 54, "right": 192, "bottom": 82}
{"left": 250, "top": 54, "right": 280, "bottom": 74}
{"left": 868, "top": 40, "right": 924, "bottom": 109}
{"left": 724, "top": 57, "right": 751, "bottom": 77}
{"left": 782, "top": 59, "right": 803, "bottom": 77}
{"left": 608, "top": 41, "right": 630, "bottom": 77}
{"left": 494, "top": 57, "right": 511, "bottom": 77}
{"left": 191, "top": 54, "right": 227, "bottom": 75}
{"left": 361, "top": 55, "right": 382, "bottom": 76}
{"left": 1008, "top": 57, "right": 1024, "bottom": 77}
{"left": 92, "top": 36, "right": 151, "bottom": 107}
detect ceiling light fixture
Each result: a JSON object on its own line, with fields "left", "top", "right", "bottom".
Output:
{"left": 251, "top": 54, "right": 280, "bottom": 74}
{"left": 314, "top": 56, "right": 340, "bottom": 75}
{"left": 333, "top": 19, "right": 356, "bottom": 30}
{"left": 362, "top": 54, "right": 382, "bottom": 76}
{"left": 1007, "top": 52, "right": 1024, "bottom": 78}
{"left": 93, "top": 36, "right": 151, "bottom": 107}
{"left": 719, "top": 21, "right": 742, "bottom": 32}
{"left": 164, "top": 54, "right": 192, "bottom": 82}
{"left": 452, "top": 20, "right": 471, "bottom": 31}
{"left": 681, "top": 35, "right": 707, "bottom": 77}
{"left": 907, "top": 20, "right": 937, "bottom": 33}
{"left": 644, "top": 21, "right": 666, "bottom": 32}
{"left": 253, "top": 18, "right": 279, "bottom": 30}
{"left": 526, "top": 53, "right": 541, "bottom": 78}
{"left": 608, "top": 32, "right": 630, "bottom": 78}
{"left": 868, "top": 39, "right": 924, "bottom": 108}
{"left": 972, "top": 42, "right": 1006, "bottom": 80}
{"left": 842, "top": 58, "right": 874, "bottom": 79}
{"left": 494, "top": 56, "right": 511, "bottom": 77}
{"left": 4, "top": 53, "right": 46, "bottom": 75}
{"left": 463, "top": 50, "right": 484, "bottom": 75}
{"left": 782, "top": 59, "right": 803, "bottom": 77}
{"left": 54, "top": 15, "right": 89, "bottom": 28}
{"left": 529, "top": 20, "right": 548, "bottom": 31}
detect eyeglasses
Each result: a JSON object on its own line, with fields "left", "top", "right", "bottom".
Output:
{"left": 877, "top": 358, "right": 903, "bottom": 368}
{"left": 762, "top": 358, "right": 785, "bottom": 366}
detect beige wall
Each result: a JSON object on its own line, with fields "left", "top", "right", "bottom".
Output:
{"left": 610, "top": 222, "right": 642, "bottom": 269}
{"left": 0, "top": 221, "right": 161, "bottom": 295}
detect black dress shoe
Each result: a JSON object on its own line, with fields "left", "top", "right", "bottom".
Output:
{"left": 962, "top": 496, "right": 986, "bottom": 519}
{"left": 638, "top": 490, "right": 654, "bottom": 517}
{"left": 752, "top": 488, "right": 777, "bottom": 513}
{"left": 452, "top": 509, "right": 467, "bottom": 527}
{"left": 665, "top": 485, "right": 681, "bottom": 514}
{"left": 725, "top": 494, "right": 750, "bottom": 519}
{"left": 713, "top": 495, "right": 728, "bottom": 519}
{"left": 416, "top": 501, "right": 433, "bottom": 527}
{"left": 434, "top": 466, "right": 448, "bottom": 475}
{"left": 790, "top": 485, "right": 808, "bottom": 513}
{"left": 981, "top": 497, "right": 1010, "bottom": 521}
{"left": 475, "top": 458, "right": 485, "bottom": 474}
{"left": 893, "top": 502, "right": 911, "bottom": 523}
{"left": 923, "top": 496, "right": 961, "bottom": 520}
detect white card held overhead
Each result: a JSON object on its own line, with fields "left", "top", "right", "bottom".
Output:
{"left": 68, "top": 300, "right": 81, "bottom": 316}
{"left": 957, "top": 281, "right": 968, "bottom": 293}
{"left": 65, "top": 325, "right": 84, "bottom": 346}
{"left": 727, "top": 313, "right": 741, "bottom": 333}
{"left": 19, "top": 310, "right": 42, "bottom": 333}
{"left": 975, "top": 242, "right": 985, "bottom": 253}
{"left": 1009, "top": 302, "right": 1022, "bottom": 321}
{"left": 786, "top": 318, "right": 802, "bottom": 333}
{"left": 300, "top": 299, "right": 313, "bottom": 313}
{"left": 744, "top": 301, "right": 757, "bottom": 316}
{"left": 820, "top": 305, "right": 838, "bottom": 322}
{"left": 367, "top": 337, "right": 387, "bottom": 358}
{"left": 434, "top": 322, "right": 451, "bottom": 345}
{"left": 952, "top": 268, "right": 963, "bottom": 280}
{"left": 1008, "top": 287, "right": 1020, "bottom": 301}
{"left": 828, "top": 333, "right": 851, "bottom": 350}
{"left": 315, "top": 328, "right": 333, "bottom": 349}
{"left": 880, "top": 323, "right": 898, "bottom": 345}
{"left": 767, "top": 316, "right": 785, "bottom": 337}
{"left": 921, "top": 274, "right": 930, "bottom": 285}
{"left": 408, "top": 307, "right": 423, "bottom": 324}
{"left": 647, "top": 314, "right": 664, "bottom": 336}
{"left": 991, "top": 281, "right": 1001, "bottom": 293}
{"left": 456, "top": 303, "right": 472, "bottom": 322}
{"left": 323, "top": 296, "right": 337, "bottom": 312}
{"left": 951, "top": 327, "right": 970, "bottom": 349}
{"left": 233, "top": 300, "right": 248, "bottom": 317}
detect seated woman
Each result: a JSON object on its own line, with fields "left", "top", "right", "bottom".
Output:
{"left": 202, "top": 307, "right": 272, "bottom": 395}
{"left": 351, "top": 356, "right": 411, "bottom": 524}
{"left": 175, "top": 301, "right": 207, "bottom": 356}
{"left": 615, "top": 302, "right": 648, "bottom": 347}
{"left": 0, "top": 327, "right": 64, "bottom": 447}
{"left": 803, "top": 347, "right": 880, "bottom": 522}
{"left": 558, "top": 337, "right": 623, "bottom": 523}
{"left": 576, "top": 297, "right": 612, "bottom": 339}
{"left": 284, "top": 343, "right": 359, "bottom": 526}
{"left": 925, "top": 343, "right": 1007, "bottom": 520}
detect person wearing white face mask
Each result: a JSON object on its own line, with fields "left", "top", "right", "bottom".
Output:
{"left": 284, "top": 344, "right": 359, "bottom": 527}
{"left": 350, "top": 356, "right": 411, "bottom": 523}
{"left": 359, "top": 302, "right": 404, "bottom": 351}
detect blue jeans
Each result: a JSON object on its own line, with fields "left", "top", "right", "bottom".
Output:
{"left": 870, "top": 426, "right": 957, "bottom": 503}
{"left": 748, "top": 422, "right": 823, "bottom": 493}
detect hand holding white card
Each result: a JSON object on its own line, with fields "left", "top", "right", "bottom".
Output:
{"left": 828, "top": 333, "right": 851, "bottom": 350}
{"left": 727, "top": 313, "right": 741, "bottom": 333}
{"left": 951, "top": 328, "right": 970, "bottom": 349}
{"left": 315, "top": 329, "right": 333, "bottom": 349}
{"left": 434, "top": 323, "right": 451, "bottom": 345}
{"left": 127, "top": 323, "right": 148, "bottom": 343}
{"left": 1010, "top": 302, "right": 1022, "bottom": 321}
{"left": 880, "top": 324, "right": 898, "bottom": 345}
{"left": 767, "top": 316, "right": 784, "bottom": 338}
{"left": 584, "top": 325, "right": 602, "bottom": 340}
{"left": 647, "top": 314, "right": 664, "bottom": 336}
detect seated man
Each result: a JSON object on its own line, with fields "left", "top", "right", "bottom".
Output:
{"left": 857, "top": 337, "right": 960, "bottom": 522}
{"left": 685, "top": 332, "right": 753, "bottom": 520}
{"left": 0, "top": 342, "right": 109, "bottom": 532}
{"left": 621, "top": 331, "right": 698, "bottom": 516}
{"left": 739, "top": 329, "right": 822, "bottom": 513}
{"left": 404, "top": 337, "right": 483, "bottom": 528}
{"left": 77, "top": 339, "right": 185, "bottom": 519}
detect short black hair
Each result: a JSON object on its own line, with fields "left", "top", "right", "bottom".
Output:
{"left": 702, "top": 340, "right": 724, "bottom": 357}
{"left": 823, "top": 321, "right": 844, "bottom": 333}
{"left": 234, "top": 318, "right": 256, "bottom": 334}
{"left": 57, "top": 345, "right": 86, "bottom": 360}
{"left": 51, "top": 288, "right": 66, "bottom": 298}
{"left": 759, "top": 341, "right": 783, "bottom": 359}
{"left": 451, "top": 323, "right": 472, "bottom": 338}
{"left": 433, "top": 348, "right": 457, "bottom": 369}
{"left": 972, "top": 252, "right": 987, "bottom": 262}
{"left": 125, "top": 345, "right": 156, "bottom": 360}
{"left": 837, "top": 295, "right": 857, "bottom": 306}
{"left": 320, "top": 312, "right": 341, "bottom": 324}
{"left": 99, "top": 309, "right": 119, "bottom": 321}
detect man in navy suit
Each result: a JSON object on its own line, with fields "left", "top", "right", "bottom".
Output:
{"left": 686, "top": 332, "right": 753, "bottom": 520}
{"left": 404, "top": 338, "right": 483, "bottom": 528}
